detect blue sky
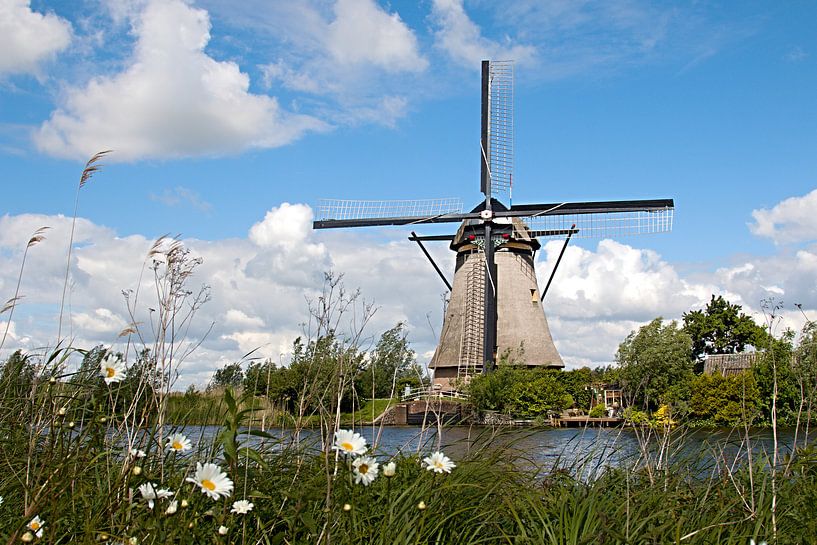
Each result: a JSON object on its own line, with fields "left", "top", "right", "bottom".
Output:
{"left": 1, "top": 0, "right": 815, "bottom": 386}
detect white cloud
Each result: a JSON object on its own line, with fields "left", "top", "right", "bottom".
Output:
{"left": 245, "top": 0, "right": 426, "bottom": 127}
{"left": 539, "top": 239, "right": 707, "bottom": 321}
{"left": 327, "top": 0, "right": 427, "bottom": 72}
{"left": 224, "top": 309, "right": 264, "bottom": 329}
{"left": 73, "top": 308, "right": 127, "bottom": 335}
{"left": 430, "top": 0, "right": 535, "bottom": 67}
{"left": 149, "top": 186, "right": 212, "bottom": 213}
{"left": 249, "top": 203, "right": 314, "bottom": 249}
{"left": 749, "top": 188, "right": 817, "bottom": 245}
{"left": 2, "top": 205, "right": 815, "bottom": 386}
{"left": 34, "top": 0, "right": 326, "bottom": 161}
{"left": 0, "top": 0, "right": 72, "bottom": 76}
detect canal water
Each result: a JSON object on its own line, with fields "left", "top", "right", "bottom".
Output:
{"left": 178, "top": 424, "right": 810, "bottom": 475}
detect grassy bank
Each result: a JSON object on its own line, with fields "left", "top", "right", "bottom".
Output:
{"left": 2, "top": 366, "right": 816, "bottom": 543}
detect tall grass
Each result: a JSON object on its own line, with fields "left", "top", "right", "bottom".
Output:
{"left": 1, "top": 153, "right": 816, "bottom": 544}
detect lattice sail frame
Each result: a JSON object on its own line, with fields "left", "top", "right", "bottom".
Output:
{"left": 488, "top": 61, "right": 514, "bottom": 198}
{"left": 316, "top": 198, "right": 463, "bottom": 221}
{"left": 524, "top": 208, "right": 674, "bottom": 239}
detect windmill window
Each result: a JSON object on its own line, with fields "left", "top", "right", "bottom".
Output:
{"left": 530, "top": 289, "right": 538, "bottom": 303}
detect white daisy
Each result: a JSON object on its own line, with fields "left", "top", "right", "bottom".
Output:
{"left": 28, "top": 515, "right": 45, "bottom": 538}
{"left": 156, "top": 488, "right": 174, "bottom": 500}
{"left": 128, "top": 447, "right": 146, "bottom": 458}
{"left": 332, "top": 429, "right": 367, "bottom": 456}
{"left": 186, "top": 462, "right": 233, "bottom": 500}
{"left": 218, "top": 526, "right": 229, "bottom": 535}
{"left": 138, "top": 483, "right": 159, "bottom": 509}
{"left": 100, "top": 354, "right": 125, "bottom": 385}
{"left": 352, "top": 455, "right": 379, "bottom": 486}
{"left": 231, "top": 499, "right": 254, "bottom": 514}
{"left": 422, "top": 451, "right": 456, "bottom": 474}
{"left": 382, "top": 461, "right": 396, "bottom": 477}
{"left": 166, "top": 432, "right": 192, "bottom": 453}
{"left": 165, "top": 500, "right": 178, "bottom": 515}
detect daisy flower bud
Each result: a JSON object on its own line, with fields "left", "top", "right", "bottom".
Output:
{"left": 383, "top": 461, "right": 396, "bottom": 477}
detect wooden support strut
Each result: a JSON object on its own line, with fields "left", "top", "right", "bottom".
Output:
{"left": 541, "top": 224, "right": 576, "bottom": 302}
{"left": 410, "top": 231, "right": 452, "bottom": 292}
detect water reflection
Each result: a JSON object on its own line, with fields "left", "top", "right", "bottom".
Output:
{"left": 178, "top": 424, "right": 810, "bottom": 476}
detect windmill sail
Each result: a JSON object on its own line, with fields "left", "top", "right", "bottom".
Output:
{"left": 509, "top": 199, "right": 674, "bottom": 239}
{"left": 314, "top": 198, "right": 465, "bottom": 228}
{"left": 483, "top": 60, "right": 514, "bottom": 199}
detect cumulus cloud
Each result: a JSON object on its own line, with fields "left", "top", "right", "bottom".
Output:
{"left": 749, "top": 188, "right": 817, "bottom": 245}
{"left": 539, "top": 239, "right": 710, "bottom": 321}
{"left": 2, "top": 200, "right": 815, "bottom": 387}
{"left": 34, "top": 0, "right": 326, "bottom": 161}
{"left": 0, "top": 0, "right": 72, "bottom": 76}
{"left": 430, "top": 0, "right": 535, "bottom": 67}
{"left": 248, "top": 0, "right": 426, "bottom": 127}
{"left": 327, "top": 0, "right": 428, "bottom": 72}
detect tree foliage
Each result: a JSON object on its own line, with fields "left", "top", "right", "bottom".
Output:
{"left": 558, "top": 367, "right": 593, "bottom": 409}
{"left": 683, "top": 295, "right": 767, "bottom": 370}
{"left": 689, "top": 371, "right": 760, "bottom": 426}
{"left": 357, "top": 322, "right": 421, "bottom": 398}
{"left": 509, "top": 373, "right": 573, "bottom": 418}
{"left": 467, "top": 367, "right": 589, "bottom": 416}
{"left": 617, "top": 318, "right": 694, "bottom": 410}
{"left": 209, "top": 362, "right": 244, "bottom": 390}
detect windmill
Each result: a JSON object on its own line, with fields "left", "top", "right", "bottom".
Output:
{"left": 313, "top": 60, "right": 674, "bottom": 391}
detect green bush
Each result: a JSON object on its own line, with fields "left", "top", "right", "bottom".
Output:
{"left": 509, "top": 374, "right": 573, "bottom": 418}
{"left": 588, "top": 404, "right": 606, "bottom": 418}
{"left": 689, "top": 371, "right": 760, "bottom": 426}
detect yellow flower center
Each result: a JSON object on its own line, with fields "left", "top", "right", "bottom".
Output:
{"left": 30, "top": 522, "right": 40, "bottom": 531}
{"left": 341, "top": 442, "right": 354, "bottom": 451}
{"left": 106, "top": 367, "right": 116, "bottom": 378}
{"left": 434, "top": 461, "right": 443, "bottom": 469}
{"left": 201, "top": 479, "right": 216, "bottom": 491}
{"left": 172, "top": 441, "right": 183, "bottom": 450}
{"left": 358, "top": 464, "right": 369, "bottom": 474}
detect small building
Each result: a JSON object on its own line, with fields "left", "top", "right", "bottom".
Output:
{"left": 703, "top": 353, "right": 758, "bottom": 376}
{"left": 589, "top": 383, "right": 624, "bottom": 416}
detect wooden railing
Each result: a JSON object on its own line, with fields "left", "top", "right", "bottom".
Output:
{"left": 400, "top": 387, "right": 469, "bottom": 402}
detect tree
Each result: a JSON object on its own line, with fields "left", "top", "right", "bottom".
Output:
{"left": 209, "top": 362, "right": 244, "bottom": 390}
{"left": 793, "top": 319, "right": 817, "bottom": 426}
{"left": 467, "top": 366, "right": 519, "bottom": 413}
{"left": 357, "top": 323, "right": 421, "bottom": 398}
{"left": 752, "top": 329, "right": 800, "bottom": 426}
{"left": 617, "top": 318, "right": 694, "bottom": 410}
{"left": 509, "top": 373, "right": 573, "bottom": 418}
{"left": 243, "top": 359, "right": 298, "bottom": 411}
{"left": 689, "top": 371, "right": 760, "bottom": 426}
{"left": 683, "top": 295, "right": 767, "bottom": 371}
{"left": 554, "top": 367, "right": 593, "bottom": 409}
{"left": 287, "top": 332, "right": 364, "bottom": 414}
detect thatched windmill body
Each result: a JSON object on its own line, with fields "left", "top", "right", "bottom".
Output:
{"left": 313, "top": 61, "right": 674, "bottom": 391}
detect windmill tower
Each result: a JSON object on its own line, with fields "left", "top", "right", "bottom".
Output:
{"left": 313, "top": 60, "right": 674, "bottom": 392}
